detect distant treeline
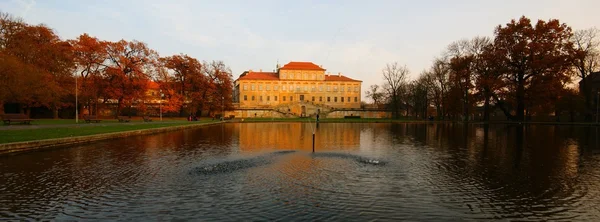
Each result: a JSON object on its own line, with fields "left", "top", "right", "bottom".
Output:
{"left": 0, "top": 12, "right": 233, "bottom": 118}
{"left": 367, "top": 16, "right": 599, "bottom": 122}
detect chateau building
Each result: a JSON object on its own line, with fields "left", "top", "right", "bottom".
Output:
{"left": 233, "top": 62, "right": 362, "bottom": 110}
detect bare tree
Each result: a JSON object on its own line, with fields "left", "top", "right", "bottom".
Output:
{"left": 382, "top": 62, "right": 409, "bottom": 118}
{"left": 429, "top": 58, "right": 450, "bottom": 119}
{"left": 365, "top": 84, "right": 384, "bottom": 106}
{"left": 572, "top": 27, "right": 600, "bottom": 120}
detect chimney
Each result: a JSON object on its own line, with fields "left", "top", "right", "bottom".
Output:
{"left": 260, "top": 69, "right": 262, "bottom": 72}
{"left": 249, "top": 69, "right": 253, "bottom": 72}
{"left": 338, "top": 72, "right": 341, "bottom": 77}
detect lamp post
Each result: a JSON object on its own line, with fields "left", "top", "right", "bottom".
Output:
{"left": 159, "top": 90, "right": 163, "bottom": 122}
{"left": 75, "top": 75, "right": 78, "bottom": 123}
{"left": 221, "top": 96, "right": 224, "bottom": 121}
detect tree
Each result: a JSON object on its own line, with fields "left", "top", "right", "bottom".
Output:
{"left": 381, "top": 62, "right": 409, "bottom": 118}
{"left": 1, "top": 16, "right": 74, "bottom": 118}
{"left": 104, "top": 40, "right": 158, "bottom": 117}
{"left": 70, "top": 33, "right": 108, "bottom": 116}
{"left": 365, "top": 84, "right": 384, "bottom": 106}
{"left": 201, "top": 60, "right": 233, "bottom": 116}
{"left": 572, "top": 27, "right": 600, "bottom": 120}
{"left": 492, "top": 16, "right": 577, "bottom": 121}
{"left": 159, "top": 54, "right": 203, "bottom": 116}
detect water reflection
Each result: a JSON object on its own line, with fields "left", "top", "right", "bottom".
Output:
{"left": 1, "top": 123, "right": 600, "bottom": 220}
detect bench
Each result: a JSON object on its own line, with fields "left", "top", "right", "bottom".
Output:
{"left": 143, "top": 116, "right": 153, "bottom": 122}
{"left": 344, "top": 115, "right": 361, "bottom": 119}
{"left": 117, "top": 116, "right": 131, "bottom": 122}
{"left": 224, "top": 115, "right": 235, "bottom": 120}
{"left": 2, "top": 114, "right": 33, "bottom": 125}
{"left": 83, "top": 115, "right": 102, "bottom": 123}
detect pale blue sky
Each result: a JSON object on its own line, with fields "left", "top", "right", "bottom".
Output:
{"left": 2, "top": 0, "right": 599, "bottom": 99}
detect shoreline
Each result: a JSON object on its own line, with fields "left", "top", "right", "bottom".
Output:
{"left": 0, "top": 121, "right": 223, "bottom": 156}
{"left": 2, "top": 119, "right": 599, "bottom": 156}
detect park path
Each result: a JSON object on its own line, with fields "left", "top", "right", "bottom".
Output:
{"left": 0, "top": 121, "right": 181, "bottom": 131}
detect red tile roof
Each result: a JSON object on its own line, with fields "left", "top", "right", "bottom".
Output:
{"left": 325, "top": 75, "right": 362, "bottom": 82}
{"left": 147, "top": 81, "right": 160, "bottom": 89}
{"left": 280, "top": 62, "right": 326, "bottom": 71}
{"left": 238, "top": 71, "right": 279, "bottom": 81}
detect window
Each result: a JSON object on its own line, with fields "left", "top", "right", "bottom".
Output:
{"left": 312, "top": 96, "right": 315, "bottom": 102}
{"left": 275, "top": 96, "right": 278, "bottom": 101}
{"left": 300, "top": 95, "right": 305, "bottom": 101}
{"left": 319, "top": 96, "right": 323, "bottom": 102}
{"left": 266, "top": 85, "right": 270, "bottom": 91}
{"left": 354, "top": 86, "right": 359, "bottom": 92}
{"left": 340, "top": 86, "right": 344, "bottom": 92}
{"left": 244, "top": 95, "right": 247, "bottom": 101}
{"left": 334, "top": 97, "right": 338, "bottom": 102}
{"left": 312, "top": 86, "right": 316, "bottom": 92}
{"left": 327, "top": 97, "right": 331, "bottom": 102}
{"left": 291, "top": 73, "right": 294, "bottom": 79}
{"left": 274, "top": 85, "right": 279, "bottom": 91}
{"left": 243, "top": 85, "right": 248, "bottom": 90}
{"left": 252, "top": 95, "right": 255, "bottom": 101}
{"left": 304, "top": 86, "right": 308, "bottom": 91}
{"left": 334, "top": 86, "right": 338, "bottom": 92}
{"left": 341, "top": 97, "right": 344, "bottom": 102}
{"left": 282, "top": 73, "right": 287, "bottom": 79}
{"left": 260, "top": 96, "right": 263, "bottom": 101}
{"left": 355, "top": 97, "right": 358, "bottom": 102}
{"left": 251, "top": 85, "right": 255, "bottom": 90}
{"left": 267, "top": 96, "right": 270, "bottom": 101}
{"left": 348, "top": 97, "right": 350, "bottom": 102}
{"left": 283, "top": 85, "right": 287, "bottom": 91}
{"left": 259, "top": 85, "right": 263, "bottom": 91}
{"left": 296, "top": 86, "right": 301, "bottom": 91}
{"left": 290, "top": 96, "right": 293, "bottom": 101}
{"left": 283, "top": 96, "right": 286, "bottom": 101}
{"left": 152, "top": 92, "right": 155, "bottom": 96}
{"left": 327, "top": 86, "right": 331, "bottom": 92}
{"left": 319, "top": 86, "right": 323, "bottom": 92}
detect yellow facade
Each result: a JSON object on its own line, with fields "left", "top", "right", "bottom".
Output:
{"left": 233, "top": 62, "right": 362, "bottom": 110}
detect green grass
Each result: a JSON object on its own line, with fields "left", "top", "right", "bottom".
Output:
{"left": 0, "top": 120, "right": 219, "bottom": 144}
{"left": 16, "top": 117, "right": 193, "bottom": 125}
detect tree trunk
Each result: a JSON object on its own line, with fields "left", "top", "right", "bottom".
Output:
{"left": 53, "top": 105, "right": 59, "bottom": 119}
{"left": 483, "top": 92, "right": 490, "bottom": 122}
{"left": 516, "top": 75, "right": 525, "bottom": 122}
{"left": 580, "top": 74, "right": 593, "bottom": 121}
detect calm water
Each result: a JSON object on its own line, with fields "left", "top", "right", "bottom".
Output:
{"left": 1, "top": 123, "right": 600, "bottom": 221}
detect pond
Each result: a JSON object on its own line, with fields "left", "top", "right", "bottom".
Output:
{"left": 1, "top": 123, "right": 600, "bottom": 221}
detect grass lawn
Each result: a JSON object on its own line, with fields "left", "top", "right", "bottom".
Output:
{"left": 20, "top": 117, "right": 191, "bottom": 125}
{"left": 0, "top": 120, "right": 219, "bottom": 144}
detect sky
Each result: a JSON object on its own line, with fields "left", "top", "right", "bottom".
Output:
{"left": 2, "top": 0, "right": 599, "bottom": 100}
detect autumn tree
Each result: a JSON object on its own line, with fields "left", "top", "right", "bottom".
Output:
{"left": 381, "top": 62, "right": 409, "bottom": 118}
{"left": 159, "top": 54, "right": 203, "bottom": 116}
{"left": 492, "top": 16, "right": 577, "bottom": 121}
{"left": 69, "top": 33, "right": 108, "bottom": 116}
{"left": 104, "top": 40, "right": 158, "bottom": 117}
{"left": 0, "top": 13, "right": 74, "bottom": 118}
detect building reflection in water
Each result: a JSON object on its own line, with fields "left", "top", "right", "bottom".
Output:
{"left": 236, "top": 122, "right": 361, "bottom": 152}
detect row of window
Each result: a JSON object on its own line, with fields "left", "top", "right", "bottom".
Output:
{"left": 280, "top": 73, "right": 323, "bottom": 80}
{"left": 243, "top": 84, "right": 359, "bottom": 93}
{"left": 243, "top": 95, "right": 358, "bottom": 103}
